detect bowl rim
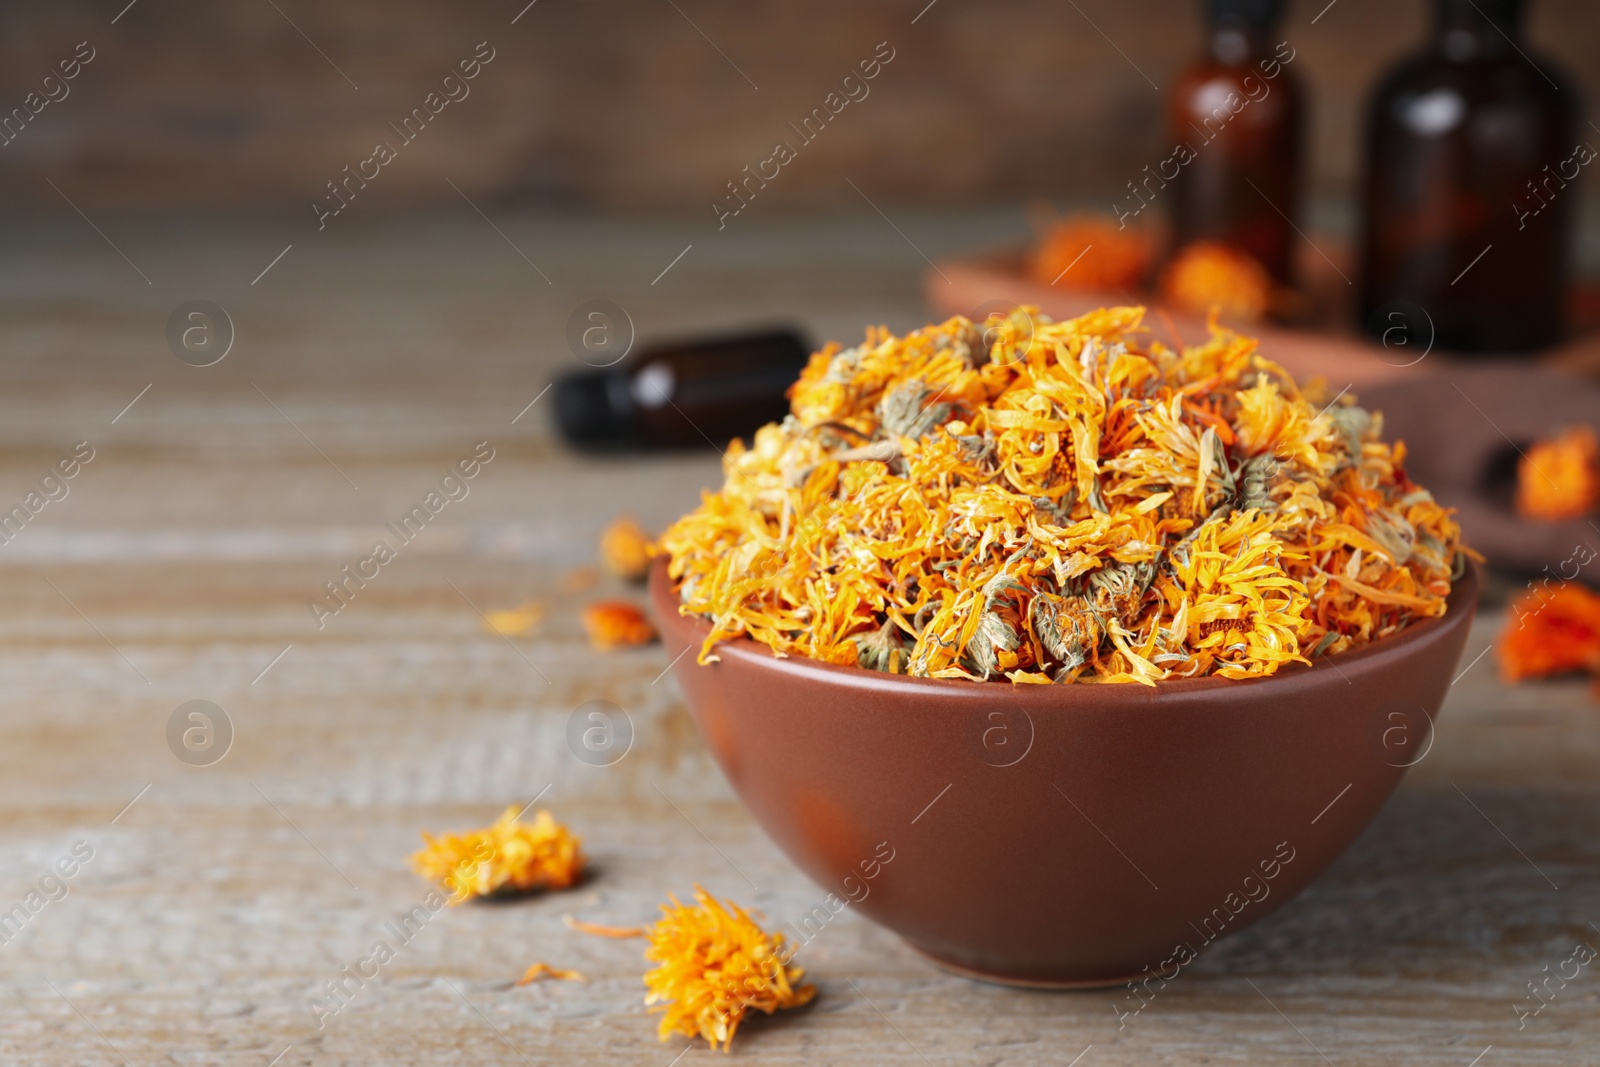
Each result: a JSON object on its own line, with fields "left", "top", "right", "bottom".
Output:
{"left": 648, "top": 557, "right": 1480, "bottom": 699}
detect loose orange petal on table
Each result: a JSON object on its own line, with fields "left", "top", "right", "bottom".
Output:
{"left": 600, "top": 517, "right": 657, "bottom": 581}
{"left": 1516, "top": 426, "right": 1600, "bottom": 522}
{"left": 482, "top": 601, "right": 546, "bottom": 637}
{"left": 564, "top": 915, "right": 646, "bottom": 939}
{"left": 582, "top": 601, "right": 657, "bottom": 650}
{"left": 516, "top": 962, "right": 587, "bottom": 985}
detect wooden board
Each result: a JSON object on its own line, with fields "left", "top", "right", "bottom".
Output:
{"left": 0, "top": 214, "right": 1596, "bottom": 1066}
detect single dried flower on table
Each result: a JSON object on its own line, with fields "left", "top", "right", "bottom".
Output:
{"left": 412, "top": 806, "right": 583, "bottom": 902}
{"left": 1516, "top": 426, "right": 1599, "bottom": 521}
{"left": 659, "top": 306, "right": 1469, "bottom": 683}
{"left": 1498, "top": 582, "right": 1600, "bottom": 683}
{"left": 644, "top": 886, "right": 814, "bottom": 1052}
{"left": 1159, "top": 242, "right": 1274, "bottom": 322}
{"left": 1028, "top": 215, "right": 1151, "bottom": 291}
{"left": 601, "top": 517, "right": 657, "bottom": 581}
{"left": 583, "top": 600, "right": 658, "bottom": 649}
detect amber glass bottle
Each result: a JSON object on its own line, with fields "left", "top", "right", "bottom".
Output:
{"left": 1167, "top": 0, "right": 1304, "bottom": 286}
{"left": 1358, "top": 0, "right": 1574, "bottom": 352}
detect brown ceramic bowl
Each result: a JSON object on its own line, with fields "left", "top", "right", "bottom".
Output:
{"left": 650, "top": 560, "right": 1478, "bottom": 987}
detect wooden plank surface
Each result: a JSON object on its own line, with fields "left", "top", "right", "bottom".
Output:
{"left": 0, "top": 212, "right": 1596, "bottom": 1066}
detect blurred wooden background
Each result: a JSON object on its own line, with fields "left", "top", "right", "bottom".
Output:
{"left": 0, "top": 0, "right": 1595, "bottom": 220}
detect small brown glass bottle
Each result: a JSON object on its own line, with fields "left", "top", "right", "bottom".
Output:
{"left": 1166, "top": 0, "right": 1304, "bottom": 286}
{"left": 552, "top": 329, "right": 810, "bottom": 450}
{"left": 1358, "top": 0, "right": 1575, "bottom": 353}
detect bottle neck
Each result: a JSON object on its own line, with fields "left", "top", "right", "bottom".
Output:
{"left": 1434, "top": 0, "right": 1522, "bottom": 59}
{"left": 1206, "top": 25, "right": 1272, "bottom": 66}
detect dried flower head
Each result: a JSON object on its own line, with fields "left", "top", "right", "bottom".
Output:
{"left": 644, "top": 886, "right": 814, "bottom": 1051}
{"left": 1517, "top": 426, "right": 1599, "bottom": 522}
{"left": 412, "top": 806, "right": 583, "bottom": 903}
{"left": 601, "top": 517, "right": 657, "bottom": 580}
{"left": 1029, "top": 215, "right": 1152, "bottom": 291}
{"left": 1160, "top": 242, "right": 1273, "bottom": 322}
{"left": 659, "top": 307, "right": 1469, "bottom": 683}
{"left": 583, "top": 600, "right": 658, "bottom": 649}
{"left": 1498, "top": 581, "right": 1600, "bottom": 683}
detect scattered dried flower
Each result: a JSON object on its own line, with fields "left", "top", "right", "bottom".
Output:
{"left": 412, "top": 806, "right": 583, "bottom": 903}
{"left": 660, "top": 307, "right": 1469, "bottom": 683}
{"left": 1516, "top": 426, "right": 1599, "bottom": 522}
{"left": 516, "top": 962, "right": 587, "bottom": 985}
{"left": 1498, "top": 581, "right": 1600, "bottom": 683}
{"left": 1159, "top": 242, "right": 1274, "bottom": 322}
{"left": 482, "top": 600, "right": 546, "bottom": 637}
{"left": 601, "top": 517, "right": 657, "bottom": 581}
{"left": 644, "top": 886, "right": 815, "bottom": 1052}
{"left": 1028, "top": 215, "right": 1151, "bottom": 292}
{"left": 583, "top": 601, "right": 658, "bottom": 649}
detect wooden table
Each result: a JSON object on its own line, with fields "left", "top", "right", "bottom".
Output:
{"left": 1, "top": 210, "right": 1596, "bottom": 1066}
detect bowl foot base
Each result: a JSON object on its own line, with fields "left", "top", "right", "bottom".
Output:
{"left": 905, "top": 942, "right": 1144, "bottom": 990}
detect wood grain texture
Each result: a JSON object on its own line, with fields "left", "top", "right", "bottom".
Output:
{"left": 0, "top": 214, "right": 1595, "bottom": 1065}
{"left": 0, "top": 1, "right": 1597, "bottom": 216}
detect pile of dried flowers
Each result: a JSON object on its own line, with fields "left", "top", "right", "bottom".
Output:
{"left": 660, "top": 307, "right": 1469, "bottom": 683}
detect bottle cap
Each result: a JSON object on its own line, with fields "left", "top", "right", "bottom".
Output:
{"left": 1204, "top": 0, "right": 1286, "bottom": 29}
{"left": 553, "top": 369, "right": 638, "bottom": 446}
{"left": 1438, "top": 0, "right": 1521, "bottom": 28}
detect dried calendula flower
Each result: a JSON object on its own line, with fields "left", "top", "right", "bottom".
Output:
{"left": 644, "top": 886, "right": 815, "bottom": 1052}
{"left": 1516, "top": 426, "right": 1599, "bottom": 522}
{"left": 412, "top": 806, "right": 583, "bottom": 903}
{"left": 483, "top": 600, "right": 546, "bottom": 637}
{"left": 583, "top": 600, "right": 657, "bottom": 649}
{"left": 660, "top": 306, "right": 1471, "bottom": 683}
{"left": 516, "top": 962, "right": 587, "bottom": 985}
{"left": 1498, "top": 581, "right": 1600, "bottom": 683}
{"left": 1029, "top": 214, "right": 1151, "bottom": 291}
{"left": 1160, "top": 242, "right": 1273, "bottom": 322}
{"left": 601, "top": 517, "right": 657, "bottom": 581}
